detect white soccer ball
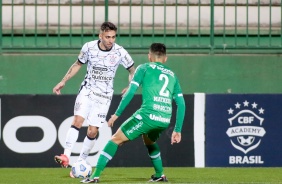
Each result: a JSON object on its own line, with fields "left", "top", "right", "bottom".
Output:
{"left": 237, "top": 136, "right": 255, "bottom": 146}
{"left": 71, "top": 160, "right": 92, "bottom": 178}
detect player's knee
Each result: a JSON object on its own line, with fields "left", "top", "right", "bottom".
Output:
{"left": 111, "top": 135, "right": 123, "bottom": 146}
{"left": 87, "top": 128, "right": 98, "bottom": 138}
{"left": 72, "top": 115, "right": 84, "bottom": 128}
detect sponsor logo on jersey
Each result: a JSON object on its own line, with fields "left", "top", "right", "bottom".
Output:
{"left": 226, "top": 100, "right": 266, "bottom": 164}
{"left": 126, "top": 121, "right": 143, "bottom": 135}
{"left": 149, "top": 114, "right": 170, "bottom": 123}
{"left": 153, "top": 104, "right": 171, "bottom": 113}
{"left": 91, "top": 67, "right": 112, "bottom": 81}
{"left": 150, "top": 64, "right": 174, "bottom": 77}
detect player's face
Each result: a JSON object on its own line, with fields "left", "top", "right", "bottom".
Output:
{"left": 99, "top": 30, "right": 116, "bottom": 50}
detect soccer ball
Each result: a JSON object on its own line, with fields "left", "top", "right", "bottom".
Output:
{"left": 237, "top": 136, "right": 255, "bottom": 146}
{"left": 71, "top": 160, "right": 92, "bottom": 178}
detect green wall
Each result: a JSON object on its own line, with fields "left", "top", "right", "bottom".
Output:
{"left": 0, "top": 54, "right": 282, "bottom": 94}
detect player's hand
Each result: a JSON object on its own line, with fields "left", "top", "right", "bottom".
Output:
{"left": 107, "top": 114, "right": 119, "bottom": 127}
{"left": 53, "top": 81, "right": 65, "bottom": 95}
{"left": 171, "top": 131, "right": 181, "bottom": 145}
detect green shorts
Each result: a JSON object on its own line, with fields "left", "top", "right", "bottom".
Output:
{"left": 120, "top": 115, "right": 169, "bottom": 142}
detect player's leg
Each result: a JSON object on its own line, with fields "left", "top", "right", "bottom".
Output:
{"left": 79, "top": 96, "right": 111, "bottom": 161}
{"left": 143, "top": 131, "right": 168, "bottom": 182}
{"left": 94, "top": 127, "right": 129, "bottom": 177}
{"left": 81, "top": 127, "right": 129, "bottom": 183}
{"left": 78, "top": 125, "right": 98, "bottom": 160}
{"left": 55, "top": 115, "right": 85, "bottom": 168}
{"left": 82, "top": 117, "right": 139, "bottom": 183}
{"left": 55, "top": 90, "right": 89, "bottom": 168}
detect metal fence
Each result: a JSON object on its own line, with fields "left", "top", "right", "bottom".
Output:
{"left": 0, "top": 0, "right": 281, "bottom": 54}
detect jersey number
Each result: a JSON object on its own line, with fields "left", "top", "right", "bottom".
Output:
{"left": 159, "top": 74, "right": 169, "bottom": 97}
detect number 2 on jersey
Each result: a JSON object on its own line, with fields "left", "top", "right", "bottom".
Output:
{"left": 159, "top": 74, "right": 169, "bottom": 97}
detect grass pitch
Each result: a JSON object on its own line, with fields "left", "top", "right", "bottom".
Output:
{"left": 1, "top": 167, "right": 282, "bottom": 184}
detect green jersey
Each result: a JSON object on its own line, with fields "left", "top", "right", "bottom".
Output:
{"left": 115, "top": 62, "right": 185, "bottom": 132}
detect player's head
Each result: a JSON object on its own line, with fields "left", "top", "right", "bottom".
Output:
{"left": 99, "top": 22, "right": 117, "bottom": 50}
{"left": 148, "top": 43, "right": 167, "bottom": 63}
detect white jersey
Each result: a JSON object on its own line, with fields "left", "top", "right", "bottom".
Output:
{"left": 78, "top": 40, "right": 134, "bottom": 97}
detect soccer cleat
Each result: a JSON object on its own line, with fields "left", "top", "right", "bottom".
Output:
{"left": 54, "top": 154, "right": 69, "bottom": 168}
{"left": 149, "top": 174, "right": 168, "bottom": 182}
{"left": 80, "top": 178, "right": 99, "bottom": 183}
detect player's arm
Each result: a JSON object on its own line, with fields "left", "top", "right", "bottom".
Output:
{"left": 121, "top": 65, "right": 136, "bottom": 95}
{"left": 108, "top": 83, "right": 138, "bottom": 127}
{"left": 108, "top": 65, "right": 144, "bottom": 127}
{"left": 128, "top": 65, "right": 136, "bottom": 82}
{"left": 53, "top": 60, "right": 83, "bottom": 95}
{"left": 171, "top": 78, "right": 186, "bottom": 144}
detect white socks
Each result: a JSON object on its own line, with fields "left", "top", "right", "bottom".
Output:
{"left": 63, "top": 126, "right": 96, "bottom": 161}
{"left": 64, "top": 126, "right": 79, "bottom": 158}
{"left": 79, "top": 136, "right": 96, "bottom": 160}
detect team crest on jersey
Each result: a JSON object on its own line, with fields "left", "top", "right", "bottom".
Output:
{"left": 109, "top": 54, "right": 117, "bottom": 64}
{"left": 226, "top": 100, "right": 266, "bottom": 154}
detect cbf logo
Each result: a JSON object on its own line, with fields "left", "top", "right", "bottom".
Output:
{"left": 226, "top": 100, "right": 266, "bottom": 164}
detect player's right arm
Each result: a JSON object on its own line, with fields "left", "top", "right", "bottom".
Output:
{"left": 108, "top": 64, "right": 144, "bottom": 127}
{"left": 53, "top": 60, "right": 83, "bottom": 95}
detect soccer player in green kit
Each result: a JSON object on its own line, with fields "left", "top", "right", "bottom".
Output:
{"left": 81, "top": 43, "right": 186, "bottom": 183}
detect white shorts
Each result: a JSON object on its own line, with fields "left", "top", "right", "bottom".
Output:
{"left": 74, "top": 88, "right": 112, "bottom": 127}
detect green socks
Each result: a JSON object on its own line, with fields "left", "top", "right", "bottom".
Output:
{"left": 146, "top": 143, "right": 163, "bottom": 177}
{"left": 90, "top": 141, "right": 163, "bottom": 179}
{"left": 91, "top": 140, "right": 118, "bottom": 178}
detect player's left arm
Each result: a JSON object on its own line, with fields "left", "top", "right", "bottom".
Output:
{"left": 172, "top": 77, "right": 186, "bottom": 133}
{"left": 121, "top": 65, "right": 136, "bottom": 95}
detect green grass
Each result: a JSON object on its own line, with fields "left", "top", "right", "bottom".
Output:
{"left": 1, "top": 167, "right": 282, "bottom": 184}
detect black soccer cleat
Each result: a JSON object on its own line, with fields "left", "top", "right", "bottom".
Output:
{"left": 149, "top": 174, "right": 168, "bottom": 182}
{"left": 80, "top": 177, "right": 99, "bottom": 183}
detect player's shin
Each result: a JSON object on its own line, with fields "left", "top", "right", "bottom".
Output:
{"left": 146, "top": 143, "right": 163, "bottom": 177}
{"left": 64, "top": 125, "right": 80, "bottom": 158}
{"left": 79, "top": 135, "right": 96, "bottom": 160}
{"left": 90, "top": 140, "right": 118, "bottom": 179}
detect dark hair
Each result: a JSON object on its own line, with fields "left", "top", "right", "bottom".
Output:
{"left": 100, "top": 22, "right": 117, "bottom": 32}
{"left": 150, "top": 43, "right": 166, "bottom": 56}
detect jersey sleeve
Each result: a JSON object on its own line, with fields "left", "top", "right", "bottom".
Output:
{"left": 131, "top": 64, "right": 146, "bottom": 84}
{"left": 115, "top": 64, "right": 146, "bottom": 116}
{"left": 173, "top": 77, "right": 186, "bottom": 132}
{"left": 120, "top": 48, "right": 134, "bottom": 70}
{"left": 78, "top": 42, "right": 89, "bottom": 64}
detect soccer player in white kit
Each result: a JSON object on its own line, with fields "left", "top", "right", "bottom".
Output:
{"left": 52, "top": 22, "right": 135, "bottom": 170}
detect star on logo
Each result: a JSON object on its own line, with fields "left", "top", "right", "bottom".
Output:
{"left": 235, "top": 102, "right": 241, "bottom": 109}
{"left": 228, "top": 108, "right": 234, "bottom": 114}
{"left": 252, "top": 102, "right": 258, "bottom": 109}
{"left": 259, "top": 108, "right": 265, "bottom": 114}
{"left": 243, "top": 100, "right": 249, "bottom": 107}
{"left": 227, "top": 100, "right": 264, "bottom": 115}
